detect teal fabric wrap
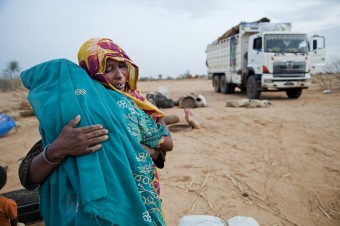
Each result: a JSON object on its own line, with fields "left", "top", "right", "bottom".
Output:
{"left": 20, "top": 59, "right": 168, "bottom": 226}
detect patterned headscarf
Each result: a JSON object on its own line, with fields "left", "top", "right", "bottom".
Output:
{"left": 78, "top": 38, "right": 164, "bottom": 118}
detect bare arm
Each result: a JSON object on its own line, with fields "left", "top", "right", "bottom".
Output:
{"left": 27, "top": 115, "right": 109, "bottom": 184}
{"left": 156, "top": 117, "right": 173, "bottom": 152}
{"left": 141, "top": 117, "right": 173, "bottom": 168}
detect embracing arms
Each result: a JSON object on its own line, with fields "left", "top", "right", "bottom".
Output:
{"left": 19, "top": 115, "right": 109, "bottom": 189}
{"left": 19, "top": 116, "right": 173, "bottom": 190}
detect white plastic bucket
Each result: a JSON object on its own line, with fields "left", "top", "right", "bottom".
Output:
{"left": 227, "top": 216, "right": 260, "bottom": 226}
{"left": 178, "top": 215, "right": 226, "bottom": 226}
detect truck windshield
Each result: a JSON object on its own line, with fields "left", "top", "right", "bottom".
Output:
{"left": 264, "top": 34, "right": 309, "bottom": 53}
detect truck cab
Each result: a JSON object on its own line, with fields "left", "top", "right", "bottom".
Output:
{"left": 246, "top": 31, "right": 325, "bottom": 98}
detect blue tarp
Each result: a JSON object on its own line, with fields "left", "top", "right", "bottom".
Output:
{"left": 0, "top": 113, "right": 16, "bottom": 137}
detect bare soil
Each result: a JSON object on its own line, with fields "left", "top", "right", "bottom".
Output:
{"left": 0, "top": 79, "right": 339, "bottom": 226}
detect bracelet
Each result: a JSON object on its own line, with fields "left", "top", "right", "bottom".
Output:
{"left": 42, "top": 144, "right": 61, "bottom": 165}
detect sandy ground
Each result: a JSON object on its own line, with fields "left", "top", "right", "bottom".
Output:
{"left": 0, "top": 78, "right": 339, "bottom": 226}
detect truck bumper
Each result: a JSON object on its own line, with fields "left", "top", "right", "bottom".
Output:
{"left": 261, "top": 74, "right": 311, "bottom": 90}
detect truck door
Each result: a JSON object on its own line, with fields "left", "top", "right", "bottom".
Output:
{"left": 248, "top": 35, "right": 263, "bottom": 74}
{"left": 310, "top": 35, "right": 326, "bottom": 74}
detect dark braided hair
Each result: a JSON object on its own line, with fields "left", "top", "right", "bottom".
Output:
{"left": 0, "top": 166, "right": 7, "bottom": 190}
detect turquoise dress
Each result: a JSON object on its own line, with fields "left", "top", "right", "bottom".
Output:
{"left": 20, "top": 59, "right": 168, "bottom": 226}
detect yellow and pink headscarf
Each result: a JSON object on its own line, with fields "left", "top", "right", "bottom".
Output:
{"left": 78, "top": 38, "right": 164, "bottom": 119}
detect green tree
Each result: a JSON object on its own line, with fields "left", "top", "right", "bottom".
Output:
{"left": 158, "top": 74, "right": 163, "bottom": 80}
{"left": 0, "top": 61, "right": 22, "bottom": 91}
{"left": 4, "top": 61, "right": 21, "bottom": 78}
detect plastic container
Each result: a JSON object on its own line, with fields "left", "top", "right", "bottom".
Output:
{"left": 0, "top": 113, "right": 16, "bottom": 137}
{"left": 227, "top": 216, "right": 260, "bottom": 226}
{"left": 178, "top": 215, "right": 226, "bottom": 226}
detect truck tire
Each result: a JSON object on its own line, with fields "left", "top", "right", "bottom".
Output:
{"left": 213, "top": 75, "right": 221, "bottom": 93}
{"left": 246, "top": 75, "right": 261, "bottom": 99}
{"left": 220, "top": 75, "right": 235, "bottom": 94}
{"left": 286, "top": 88, "right": 302, "bottom": 99}
{"left": 227, "top": 83, "right": 236, "bottom": 94}
{"left": 220, "top": 75, "right": 227, "bottom": 93}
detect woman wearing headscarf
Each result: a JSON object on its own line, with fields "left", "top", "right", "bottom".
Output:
{"left": 19, "top": 38, "right": 172, "bottom": 226}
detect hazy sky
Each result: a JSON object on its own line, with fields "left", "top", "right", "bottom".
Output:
{"left": 1, "top": 0, "right": 340, "bottom": 77}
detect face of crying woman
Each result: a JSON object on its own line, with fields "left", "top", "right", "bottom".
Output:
{"left": 103, "top": 58, "right": 128, "bottom": 91}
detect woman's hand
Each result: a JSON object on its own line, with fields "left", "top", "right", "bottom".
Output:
{"left": 46, "top": 115, "right": 109, "bottom": 163}
{"left": 28, "top": 115, "right": 109, "bottom": 184}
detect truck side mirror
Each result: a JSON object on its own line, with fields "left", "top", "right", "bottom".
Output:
{"left": 313, "top": 40, "right": 317, "bottom": 50}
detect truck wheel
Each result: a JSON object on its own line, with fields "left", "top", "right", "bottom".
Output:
{"left": 213, "top": 76, "right": 221, "bottom": 93}
{"left": 226, "top": 83, "right": 236, "bottom": 94}
{"left": 220, "top": 75, "right": 227, "bottom": 93}
{"left": 220, "top": 75, "right": 235, "bottom": 94}
{"left": 286, "top": 88, "right": 302, "bottom": 99}
{"left": 246, "top": 75, "right": 261, "bottom": 99}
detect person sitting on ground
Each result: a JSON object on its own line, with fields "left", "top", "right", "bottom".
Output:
{"left": 0, "top": 166, "right": 18, "bottom": 226}
{"left": 19, "top": 38, "right": 173, "bottom": 226}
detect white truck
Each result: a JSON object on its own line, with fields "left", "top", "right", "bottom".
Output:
{"left": 205, "top": 18, "right": 326, "bottom": 99}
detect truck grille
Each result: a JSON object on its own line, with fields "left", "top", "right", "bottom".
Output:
{"left": 273, "top": 62, "right": 306, "bottom": 77}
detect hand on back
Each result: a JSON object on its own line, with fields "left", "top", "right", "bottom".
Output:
{"left": 48, "top": 115, "right": 109, "bottom": 161}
